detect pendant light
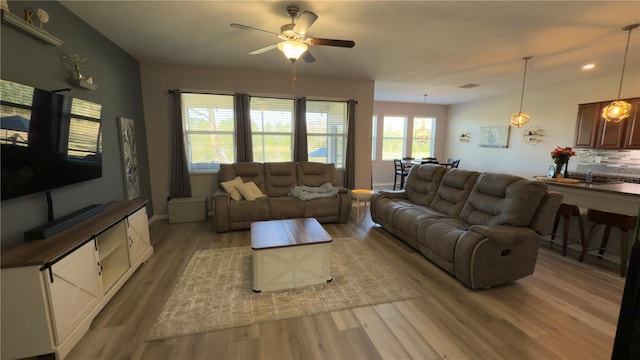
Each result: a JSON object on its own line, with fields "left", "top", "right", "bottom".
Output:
{"left": 510, "top": 56, "right": 532, "bottom": 127}
{"left": 602, "top": 23, "right": 639, "bottom": 123}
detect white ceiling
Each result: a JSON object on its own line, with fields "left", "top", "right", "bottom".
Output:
{"left": 60, "top": 1, "right": 640, "bottom": 105}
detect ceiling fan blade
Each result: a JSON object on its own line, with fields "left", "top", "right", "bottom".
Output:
{"left": 307, "top": 38, "right": 355, "bottom": 48}
{"left": 293, "top": 11, "right": 318, "bottom": 35}
{"left": 249, "top": 44, "right": 277, "bottom": 55}
{"left": 302, "top": 51, "right": 316, "bottom": 63}
{"left": 230, "top": 23, "right": 279, "bottom": 36}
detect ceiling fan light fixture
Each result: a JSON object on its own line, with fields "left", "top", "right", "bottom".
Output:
{"left": 602, "top": 23, "right": 639, "bottom": 123}
{"left": 511, "top": 56, "right": 532, "bottom": 128}
{"left": 277, "top": 40, "right": 308, "bottom": 62}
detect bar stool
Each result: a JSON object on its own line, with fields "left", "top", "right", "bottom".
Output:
{"left": 551, "top": 203, "right": 586, "bottom": 257}
{"left": 579, "top": 209, "right": 638, "bottom": 277}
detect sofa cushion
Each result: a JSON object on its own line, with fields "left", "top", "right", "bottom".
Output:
{"left": 417, "top": 217, "right": 470, "bottom": 273}
{"left": 297, "top": 161, "right": 337, "bottom": 187}
{"left": 220, "top": 176, "right": 243, "bottom": 201}
{"left": 219, "top": 163, "right": 266, "bottom": 193}
{"left": 236, "top": 181, "right": 267, "bottom": 201}
{"left": 268, "top": 197, "right": 305, "bottom": 219}
{"left": 429, "top": 169, "right": 478, "bottom": 217}
{"left": 228, "top": 197, "right": 270, "bottom": 223}
{"left": 459, "top": 173, "right": 547, "bottom": 227}
{"left": 264, "top": 162, "right": 297, "bottom": 197}
{"left": 405, "top": 164, "right": 446, "bottom": 207}
{"left": 391, "top": 205, "right": 447, "bottom": 239}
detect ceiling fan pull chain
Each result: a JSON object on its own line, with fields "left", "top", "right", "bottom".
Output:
{"left": 291, "top": 62, "right": 297, "bottom": 88}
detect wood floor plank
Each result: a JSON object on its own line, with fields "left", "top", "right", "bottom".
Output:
{"left": 351, "top": 306, "right": 412, "bottom": 359}
{"left": 330, "top": 308, "right": 360, "bottom": 331}
{"left": 61, "top": 215, "right": 624, "bottom": 360}
{"left": 373, "top": 302, "right": 440, "bottom": 360}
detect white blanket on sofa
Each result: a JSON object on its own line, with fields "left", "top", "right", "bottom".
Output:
{"left": 288, "top": 182, "right": 339, "bottom": 200}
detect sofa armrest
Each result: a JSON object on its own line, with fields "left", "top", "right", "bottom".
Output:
{"left": 529, "top": 191, "right": 563, "bottom": 235}
{"left": 454, "top": 224, "right": 540, "bottom": 289}
{"left": 372, "top": 190, "right": 407, "bottom": 201}
{"left": 467, "top": 225, "right": 538, "bottom": 248}
{"left": 337, "top": 190, "right": 352, "bottom": 223}
{"left": 213, "top": 190, "right": 231, "bottom": 232}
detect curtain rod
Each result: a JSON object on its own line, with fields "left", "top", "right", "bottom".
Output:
{"left": 168, "top": 89, "right": 357, "bottom": 104}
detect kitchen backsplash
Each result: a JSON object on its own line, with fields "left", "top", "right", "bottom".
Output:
{"left": 574, "top": 149, "right": 640, "bottom": 177}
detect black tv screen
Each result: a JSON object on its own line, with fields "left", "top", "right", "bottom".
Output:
{"left": 1, "top": 79, "right": 103, "bottom": 201}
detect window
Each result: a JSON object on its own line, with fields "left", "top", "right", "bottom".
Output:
{"left": 306, "top": 100, "right": 347, "bottom": 168}
{"left": 411, "top": 117, "right": 435, "bottom": 158}
{"left": 250, "top": 97, "right": 294, "bottom": 162}
{"left": 181, "top": 93, "right": 235, "bottom": 171}
{"left": 381, "top": 116, "right": 406, "bottom": 160}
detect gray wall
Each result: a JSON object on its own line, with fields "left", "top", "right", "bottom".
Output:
{"left": 1, "top": 1, "right": 150, "bottom": 247}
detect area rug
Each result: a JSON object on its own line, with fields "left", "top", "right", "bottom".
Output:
{"left": 146, "top": 237, "right": 420, "bottom": 340}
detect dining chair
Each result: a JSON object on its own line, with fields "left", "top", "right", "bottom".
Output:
{"left": 448, "top": 158, "right": 461, "bottom": 168}
{"left": 393, "top": 159, "right": 410, "bottom": 190}
{"left": 420, "top": 157, "right": 438, "bottom": 164}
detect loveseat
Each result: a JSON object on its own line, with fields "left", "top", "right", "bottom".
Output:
{"left": 213, "top": 161, "right": 351, "bottom": 232}
{"left": 371, "top": 164, "right": 562, "bottom": 289}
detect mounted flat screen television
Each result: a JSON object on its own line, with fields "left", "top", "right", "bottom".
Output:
{"left": 1, "top": 79, "right": 103, "bottom": 201}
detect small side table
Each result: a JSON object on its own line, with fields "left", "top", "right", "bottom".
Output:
{"left": 351, "top": 189, "right": 375, "bottom": 224}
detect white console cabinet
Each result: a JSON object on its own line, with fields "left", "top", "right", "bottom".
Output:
{"left": 1, "top": 199, "right": 152, "bottom": 360}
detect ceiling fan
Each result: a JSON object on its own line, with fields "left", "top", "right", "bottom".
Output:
{"left": 230, "top": 5, "right": 355, "bottom": 63}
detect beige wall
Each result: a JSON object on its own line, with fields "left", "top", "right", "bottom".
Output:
{"left": 139, "top": 62, "right": 374, "bottom": 217}
{"left": 372, "top": 102, "right": 449, "bottom": 186}
{"left": 444, "top": 70, "right": 640, "bottom": 178}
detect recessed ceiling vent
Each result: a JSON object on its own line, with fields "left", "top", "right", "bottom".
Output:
{"left": 459, "top": 83, "right": 479, "bottom": 89}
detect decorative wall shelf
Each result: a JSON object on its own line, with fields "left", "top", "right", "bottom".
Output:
{"left": 1, "top": 9, "right": 63, "bottom": 46}
{"left": 458, "top": 131, "right": 471, "bottom": 143}
{"left": 522, "top": 126, "right": 543, "bottom": 144}
{"left": 69, "top": 78, "right": 98, "bottom": 91}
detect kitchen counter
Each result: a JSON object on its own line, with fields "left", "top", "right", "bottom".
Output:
{"left": 535, "top": 177, "right": 640, "bottom": 199}
{"left": 536, "top": 177, "right": 640, "bottom": 245}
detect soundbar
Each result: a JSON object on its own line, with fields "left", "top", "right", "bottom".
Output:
{"left": 24, "top": 204, "right": 106, "bottom": 241}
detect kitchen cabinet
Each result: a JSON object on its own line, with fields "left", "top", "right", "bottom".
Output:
{"left": 623, "top": 98, "right": 640, "bottom": 149}
{"left": 575, "top": 97, "right": 639, "bottom": 149}
{"left": 575, "top": 102, "right": 600, "bottom": 147}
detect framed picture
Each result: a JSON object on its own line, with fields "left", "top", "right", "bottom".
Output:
{"left": 479, "top": 126, "right": 510, "bottom": 148}
{"left": 118, "top": 117, "right": 140, "bottom": 200}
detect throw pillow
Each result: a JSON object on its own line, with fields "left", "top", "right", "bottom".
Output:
{"left": 236, "top": 181, "right": 267, "bottom": 201}
{"left": 220, "top": 176, "right": 243, "bottom": 201}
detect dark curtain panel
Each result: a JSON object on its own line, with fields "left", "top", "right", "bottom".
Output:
{"left": 293, "top": 97, "right": 308, "bottom": 162}
{"left": 169, "top": 89, "right": 192, "bottom": 198}
{"left": 344, "top": 99, "right": 357, "bottom": 189}
{"left": 234, "top": 93, "right": 253, "bottom": 162}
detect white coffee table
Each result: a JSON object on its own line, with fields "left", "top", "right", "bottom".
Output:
{"left": 251, "top": 218, "right": 332, "bottom": 292}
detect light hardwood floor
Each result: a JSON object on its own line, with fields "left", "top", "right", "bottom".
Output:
{"left": 64, "top": 207, "right": 626, "bottom": 360}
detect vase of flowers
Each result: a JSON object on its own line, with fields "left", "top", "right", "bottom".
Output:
{"left": 550, "top": 146, "right": 576, "bottom": 178}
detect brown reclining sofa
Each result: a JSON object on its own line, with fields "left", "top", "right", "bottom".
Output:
{"left": 371, "top": 164, "right": 563, "bottom": 289}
